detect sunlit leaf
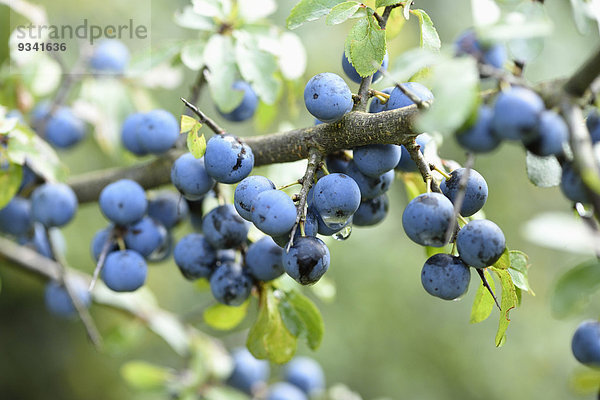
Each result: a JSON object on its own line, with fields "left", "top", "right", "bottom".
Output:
{"left": 204, "top": 35, "right": 244, "bottom": 113}
{"left": 287, "top": 0, "right": 346, "bottom": 29}
{"left": 492, "top": 267, "right": 518, "bottom": 347}
{"left": 0, "top": 161, "right": 22, "bottom": 209}
{"left": 345, "top": 16, "right": 386, "bottom": 77}
{"left": 410, "top": 9, "right": 441, "bottom": 52}
{"left": 526, "top": 151, "right": 561, "bottom": 188}
{"left": 470, "top": 269, "right": 496, "bottom": 324}
{"left": 326, "top": 1, "right": 362, "bottom": 25}
{"left": 203, "top": 300, "right": 249, "bottom": 330}
{"left": 120, "top": 361, "right": 173, "bottom": 390}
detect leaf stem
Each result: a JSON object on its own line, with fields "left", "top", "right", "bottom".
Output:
{"left": 181, "top": 97, "right": 226, "bottom": 136}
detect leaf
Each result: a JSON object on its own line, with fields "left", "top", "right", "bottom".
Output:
{"left": 204, "top": 386, "right": 250, "bottom": 400}
{"left": 491, "top": 247, "right": 510, "bottom": 270}
{"left": 204, "top": 35, "right": 244, "bottom": 113}
{"left": 120, "top": 361, "right": 173, "bottom": 390}
{"left": 401, "top": 172, "right": 427, "bottom": 201}
{"left": 491, "top": 268, "right": 518, "bottom": 347}
{"left": 247, "top": 288, "right": 297, "bottom": 363}
{"left": 375, "top": 0, "right": 399, "bottom": 7}
{"left": 279, "top": 289, "right": 324, "bottom": 350}
{"left": 286, "top": 0, "right": 346, "bottom": 29}
{"left": 416, "top": 56, "right": 479, "bottom": 136}
{"left": 523, "top": 212, "right": 600, "bottom": 255}
{"left": 470, "top": 269, "right": 496, "bottom": 324}
{"left": 235, "top": 31, "right": 281, "bottom": 105}
{"left": 388, "top": 47, "right": 440, "bottom": 83}
{"left": 326, "top": 1, "right": 362, "bottom": 25}
{"left": 410, "top": 9, "right": 441, "bottom": 52}
{"left": 471, "top": 0, "right": 501, "bottom": 27}
{"left": 525, "top": 151, "right": 561, "bottom": 187}
{"left": 508, "top": 250, "right": 534, "bottom": 295}
{"left": 238, "top": 0, "right": 277, "bottom": 22}
{"left": 345, "top": 16, "right": 386, "bottom": 77}
{"left": 187, "top": 125, "right": 206, "bottom": 158}
{"left": 0, "top": 162, "right": 22, "bottom": 209}
{"left": 570, "top": 367, "right": 600, "bottom": 395}
{"left": 203, "top": 300, "right": 249, "bottom": 330}
{"left": 384, "top": 6, "right": 406, "bottom": 40}
{"left": 552, "top": 260, "right": 600, "bottom": 318}
{"left": 278, "top": 32, "right": 307, "bottom": 80}
{"left": 174, "top": 6, "right": 215, "bottom": 30}
{"left": 181, "top": 40, "right": 206, "bottom": 71}
{"left": 478, "top": 3, "right": 553, "bottom": 42}
{"left": 180, "top": 115, "right": 197, "bottom": 133}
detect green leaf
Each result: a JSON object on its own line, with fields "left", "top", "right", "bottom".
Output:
{"left": 180, "top": 115, "right": 197, "bottom": 133}
{"left": 525, "top": 151, "right": 561, "bottom": 187}
{"left": 326, "top": 1, "right": 362, "bottom": 25}
{"left": 491, "top": 247, "right": 510, "bottom": 270}
{"left": 181, "top": 40, "right": 206, "bottom": 71}
{"left": 204, "top": 386, "right": 250, "bottom": 400}
{"left": 279, "top": 289, "right": 324, "bottom": 350}
{"left": 375, "top": 0, "right": 399, "bottom": 7}
{"left": 120, "top": 361, "right": 173, "bottom": 390}
{"left": 345, "top": 16, "right": 386, "bottom": 77}
{"left": 203, "top": 300, "right": 249, "bottom": 331}
{"left": 0, "top": 162, "right": 22, "bottom": 209}
{"left": 570, "top": 367, "right": 600, "bottom": 395}
{"left": 174, "top": 5, "right": 216, "bottom": 31}
{"left": 204, "top": 35, "right": 244, "bottom": 113}
{"left": 247, "top": 288, "right": 297, "bottom": 363}
{"left": 389, "top": 47, "right": 440, "bottom": 83}
{"left": 552, "top": 260, "right": 600, "bottom": 318}
{"left": 286, "top": 0, "right": 346, "bottom": 29}
{"left": 523, "top": 212, "right": 599, "bottom": 255}
{"left": 478, "top": 3, "right": 553, "bottom": 42}
{"left": 401, "top": 172, "right": 427, "bottom": 201}
{"left": 416, "top": 56, "right": 479, "bottom": 136}
{"left": 235, "top": 32, "right": 281, "bottom": 105}
{"left": 103, "top": 322, "right": 145, "bottom": 356}
{"left": 470, "top": 269, "right": 496, "bottom": 324}
{"left": 508, "top": 250, "right": 534, "bottom": 295}
{"left": 491, "top": 268, "right": 518, "bottom": 347}
{"left": 410, "top": 9, "right": 441, "bottom": 52}
{"left": 186, "top": 124, "right": 206, "bottom": 159}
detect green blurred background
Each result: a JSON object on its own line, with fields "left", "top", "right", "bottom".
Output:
{"left": 0, "top": 0, "right": 598, "bottom": 399}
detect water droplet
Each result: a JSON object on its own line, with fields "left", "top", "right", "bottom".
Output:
{"left": 322, "top": 213, "right": 349, "bottom": 228}
{"left": 333, "top": 224, "right": 352, "bottom": 241}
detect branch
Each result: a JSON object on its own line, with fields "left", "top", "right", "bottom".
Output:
{"left": 181, "top": 97, "right": 226, "bottom": 135}
{"left": 564, "top": 47, "right": 600, "bottom": 98}
{"left": 69, "top": 106, "right": 419, "bottom": 203}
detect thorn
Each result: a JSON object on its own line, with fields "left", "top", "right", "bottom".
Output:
{"left": 477, "top": 268, "right": 501, "bottom": 311}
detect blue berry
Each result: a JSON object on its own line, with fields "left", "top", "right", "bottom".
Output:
{"left": 173, "top": 233, "right": 217, "bottom": 280}
{"left": 345, "top": 161, "right": 394, "bottom": 199}
{"left": 560, "top": 162, "right": 588, "bottom": 204}
{"left": 32, "top": 222, "right": 53, "bottom": 258}
{"left": 353, "top": 144, "right": 402, "bottom": 177}
{"left": 325, "top": 154, "right": 350, "bottom": 174}
{"left": 18, "top": 164, "right": 37, "bottom": 194}
{"left": 268, "top": 382, "right": 308, "bottom": 400}
{"left": 251, "top": 190, "right": 297, "bottom": 236}
{"left": 102, "top": 250, "right": 147, "bottom": 292}
{"left": 245, "top": 236, "right": 284, "bottom": 281}
{"left": 456, "top": 106, "right": 500, "bottom": 153}
{"left": 124, "top": 217, "right": 168, "bottom": 258}
{"left": 455, "top": 29, "right": 506, "bottom": 69}
{"left": 524, "top": 110, "right": 568, "bottom": 157}
{"left": 353, "top": 194, "right": 389, "bottom": 227}
{"left": 282, "top": 236, "right": 330, "bottom": 285}
{"left": 456, "top": 219, "right": 506, "bottom": 268}
{"left": 33, "top": 105, "right": 86, "bottom": 149}
{"left": 31, "top": 183, "right": 78, "bottom": 228}
{"left": 402, "top": 192, "right": 454, "bottom": 247}
{"left": 369, "top": 87, "right": 394, "bottom": 114}
{"left": 234, "top": 175, "right": 276, "bottom": 221}
{"left": 396, "top": 134, "right": 432, "bottom": 172}
{"left": 89, "top": 39, "right": 129, "bottom": 73}
{"left": 136, "top": 109, "right": 179, "bottom": 154}
{"left": 304, "top": 73, "right": 353, "bottom": 123}
{"left": 284, "top": 356, "right": 325, "bottom": 395}
{"left": 440, "top": 168, "right": 488, "bottom": 217}
{"left": 342, "top": 51, "right": 389, "bottom": 84}
{"left": 209, "top": 262, "right": 253, "bottom": 306}
{"left": 217, "top": 81, "right": 258, "bottom": 122}
{"left": 147, "top": 191, "right": 189, "bottom": 229}
{"left": 217, "top": 249, "right": 237, "bottom": 264}
{"left": 171, "top": 153, "right": 215, "bottom": 200}
{"left": 204, "top": 135, "right": 255, "bottom": 184}
{"left": 202, "top": 205, "right": 250, "bottom": 249}
{"left": 572, "top": 320, "right": 600, "bottom": 367}
{"left": 91, "top": 226, "right": 117, "bottom": 261}
{"left": 99, "top": 179, "right": 147, "bottom": 225}
{"left": 313, "top": 173, "right": 360, "bottom": 226}
{"left": 386, "top": 82, "right": 434, "bottom": 111}
{"left": 227, "top": 348, "right": 270, "bottom": 394}
{"left": 586, "top": 109, "right": 600, "bottom": 143}
{"left": 491, "top": 86, "right": 544, "bottom": 141}
{"left": 0, "top": 196, "right": 32, "bottom": 236}
{"left": 421, "top": 253, "right": 471, "bottom": 300}
{"left": 44, "top": 278, "right": 91, "bottom": 318}
{"left": 121, "top": 112, "right": 147, "bottom": 156}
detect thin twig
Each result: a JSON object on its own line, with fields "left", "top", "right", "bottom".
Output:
{"left": 181, "top": 97, "right": 226, "bottom": 135}
{"left": 564, "top": 46, "right": 600, "bottom": 98}
{"left": 353, "top": 75, "right": 374, "bottom": 112}
{"left": 89, "top": 228, "right": 117, "bottom": 291}
{"left": 405, "top": 138, "right": 440, "bottom": 192}
{"left": 287, "top": 149, "right": 323, "bottom": 252}
{"left": 575, "top": 203, "right": 600, "bottom": 259}
{"left": 443, "top": 153, "right": 474, "bottom": 244}
{"left": 477, "top": 269, "right": 501, "bottom": 311}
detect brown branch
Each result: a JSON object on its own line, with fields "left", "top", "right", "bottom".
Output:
{"left": 181, "top": 97, "right": 226, "bottom": 135}
{"left": 353, "top": 75, "right": 373, "bottom": 112}
{"left": 405, "top": 138, "right": 440, "bottom": 192}
{"left": 564, "top": 47, "right": 600, "bottom": 98}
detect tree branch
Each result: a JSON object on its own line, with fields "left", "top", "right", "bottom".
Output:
{"left": 564, "top": 47, "right": 600, "bottom": 98}
{"left": 181, "top": 97, "right": 226, "bottom": 135}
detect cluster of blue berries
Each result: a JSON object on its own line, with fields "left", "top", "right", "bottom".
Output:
{"left": 227, "top": 348, "right": 325, "bottom": 399}
{"left": 121, "top": 109, "right": 180, "bottom": 156}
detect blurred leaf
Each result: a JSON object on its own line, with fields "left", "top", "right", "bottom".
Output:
{"left": 346, "top": 16, "right": 386, "bottom": 77}
{"left": 389, "top": 47, "right": 440, "bottom": 83}
{"left": 286, "top": 0, "right": 345, "bottom": 29}
{"left": 417, "top": 56, "right": 479, "bottom": 136}
{"left": 523, "top": 212, "right": 600, "bottom": 255}
{"left": 410, "top": 9, "right": 441, "bottom": 52}
{"left": 0, "top": 161, "right": 22, "bottom": 209}
{"left": 204, "top": 35, "right": 244, "bottom": 113}
{"left": 278, "top": 32, "right": 307, "bottom": 80}
{"left": 492, "top": 267, "right": 518, "bottom": 347}
{"left": 148, "top": 311, "right": 192, "bottom": 356}
{"left": 526, "top": 151, "right": 561, "bottom": 188}
{"left": 254, "top": 101, "right": 278, "bottom": 132}
{"left": 239, "top": 0, "right": 277, "bottom": 22}
{"left": 508, "top": 250, "right": 534, "bottom": 295}
{"left": 181, "top": 40, "right": 206, "bottom": 71}
{"left": 401, "top": 172, "right": 427, "bottom": 201}
{"left": 204, "top": 386, "right": 250, "bottom": 400}
{"left": 570, "top": 367, "right": 600, "bottom": 395}
{"left": 470, "top": 270, "right": 496, "bottom": 324}
{"left": 385, "top": 6, "right": 407, "bottom": 40}
{"left": 187, "top": 125, "right": 206, "bottom": 159}
{"left": 103, "top": 322, "right": 145, "bottom": 356}
{"left": 326, "top": 2, "right": 362, "bottom": 25}
{"left": 174, "top": 5, "right": 216, "bottom": 30}
{"left": 478, "top": 3, "right": 553, "bottom": 42}
{"left": 203, "top": 300, "right": 249, "bottom": 330}
{"left": 376, "top": 0, "right": 398, "bottom": 7}
{"left": 492, "top": 248, "right": 510, "bottom": 270}
{"left": 235, "top": 32, "right": 281, "bottom": 104}
{"left": 310, "top": 276, "right": 337, "bottom": 303}
{"left": 247, "top": 287, "right": 297, "bottom": 363}
{"left": 552, "top": 259, "right": 600, "bottom": 318}
{"left": 0, "top": 116, "right": 18, "bottom": 134}
{"left": 279, "top": 289, "right": 324, "bottom": 350}
{"left": 120, "top": 361, "right": 173, "bottom": 390}
{"left": 192, "top": 0, "right": 229, "bottom": 18}
{"left": 190, "top": 334, "right": 234, "bottom": 381}
{"left": 471, "top": 0, "right": 501, "bottom": 27}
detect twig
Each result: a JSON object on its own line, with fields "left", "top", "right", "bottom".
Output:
{"left": 353, "top": 75, "right": 374, "bottom": 112}
{"left": 477, "top": 269, "right": 501, "bottom": 311}
{"left": 405, "top": 138, "right": 440, "bottom": 192}
{"left": 574, "top": 203, "right": 600, "bottom": 259}
{"left": 381, "top": 4, "right": 403, "bottom": 29}
{"left": 181, "top": 97, "right": 226, "bottom": 135}
{"left": 395, "top": 83, "right": 432, "bottom": 110}
{"left": 564, "top": 47, "right": 600, "bottom": 98}
{"left": 287, "top": 149, "right": 323, "bottom": 251}
{"left": 89, "top": 228, "right": 117, "bottom": 291}
{"left": 443, "top": 153, "right": 474, "bottom": 244}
